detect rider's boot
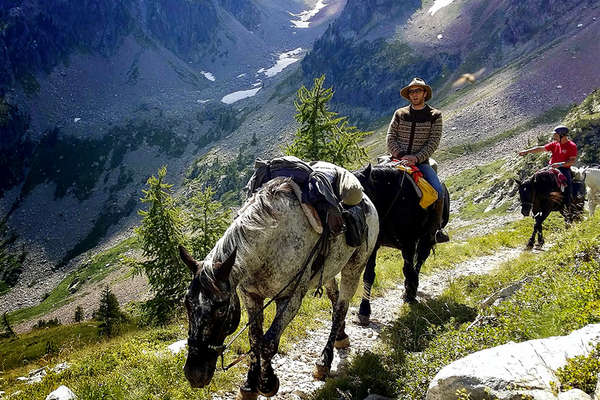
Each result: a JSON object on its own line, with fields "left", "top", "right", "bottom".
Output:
{"left": 431, "top": 197, "right": 449, "bottom": 243}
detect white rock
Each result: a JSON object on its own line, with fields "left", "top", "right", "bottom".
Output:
{"left": 168, "top": 339, "right": 187, "bottom": 354}
{"left": 52, "top": 362, "right": 70, "bottom": 374}
{"left": 594, "top": 372, "right": 600, "bottom": 400}
{"left": 46, "top": 385, "right": 77, "bottom": 400}
{"left": 558, "top": 389, "right": 592, "bottom": 400}
{"left": 426, "top": 324, "right": 600, "bottom": 400}
{"left": 577, "top": 23, "right": 584, "bottom": 28}
{"left": 437, "top": 34, "right": 443, "bottom": 39}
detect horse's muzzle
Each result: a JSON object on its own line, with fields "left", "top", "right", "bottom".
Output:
{"left": 184, "top": 354, "right": 218, "bottom": 388}
{"left": 521, "top": 206, "right": 531, "bottom": 217}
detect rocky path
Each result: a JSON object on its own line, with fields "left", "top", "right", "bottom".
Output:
{"left": 212, "top": 245, "right": 543, "bottom": 400}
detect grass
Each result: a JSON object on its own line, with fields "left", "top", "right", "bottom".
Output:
{"left": 311, "top": 212, "right": 600, "bottom": 400}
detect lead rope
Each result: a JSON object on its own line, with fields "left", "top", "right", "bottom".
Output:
{"left": 216, "top": 230, "right": 328, "bottom": 371}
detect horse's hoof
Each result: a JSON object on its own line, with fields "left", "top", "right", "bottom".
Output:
{"left": 258, "top": 376, "right": 279, "bottom": 397}
{"left": 313, "top": 363, "right": 330, "bottom": 381}
{"left": 403, "top": 294, "right": 418, "bottom": 304}
{"left": 334, "top": 334, "right": 350, "bottom": 349}
{"left": 357, "top": 314, "right": 370, "bottom": 327}
{"left": 525, "top": 243, "right": 534, "bottom": 250}
{"left": 236, "top": 388, "right": 258, "bottom": 400}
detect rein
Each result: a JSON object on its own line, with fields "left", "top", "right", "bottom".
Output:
{"left": 210, "top": 229, "right": 329, "bottom": 371}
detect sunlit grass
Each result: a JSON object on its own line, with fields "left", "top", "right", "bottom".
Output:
{"left": 312, "top": 212, "right": 600, "bottom": 400}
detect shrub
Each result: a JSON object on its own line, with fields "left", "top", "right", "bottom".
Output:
{"left": 95, "top": 286, "right": 125, "bottom": 337}
{"left": 555, "top": 343, "right": 600, "bottom": 395}
{"left": 74, "top": 305, "right": 84, "bottom": 322}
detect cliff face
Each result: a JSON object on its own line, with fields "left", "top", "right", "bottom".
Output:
{"left": 301, "top": 0, "right": 598, "bottom": 122}
{"left": 140, "top": 0, "right": 219, "bottom": 60}
{"left": 0, "top": 0, "right": 133, "bottom": 88}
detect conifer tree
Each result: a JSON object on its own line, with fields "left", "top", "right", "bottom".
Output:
{"left": 1, "top": 312, "right": 17, "bottom": 338}
{"left": 136, "top": 166, "right": 187, "bottom": 325}
{"left": 284, "top": 74, "right": 370, "bottom": 168}
{"left": 188, "top": 185, "right": 231, "bottom": 260}
{"left": 96, "top": 286, "right": 122, "bottom": 337}
{"left": 74, "top": 305, "right": 84, "bottom": 322}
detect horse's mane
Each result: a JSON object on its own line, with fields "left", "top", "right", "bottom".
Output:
{"left": 208, "top": 178, "right": 298, "bottom": 274}
{"left": 361, "top": 165, "right": 416, "bottom": 196}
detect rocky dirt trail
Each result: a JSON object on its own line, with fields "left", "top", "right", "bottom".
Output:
{"left": 211, "top": 238, "right": 549, "bottom": 400}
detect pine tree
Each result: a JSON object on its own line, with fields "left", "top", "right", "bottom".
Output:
{"left": 284, "top": 74, "right": 370, "bottom": 168}
{"left": 135, "top": 166, "right": 187, "bottom": 325}
{"left": 1, "top": 312, "right": 17, "bottom": 338}
{"left": 96, "top": 286, "right": 122, "bottom": 337}
{"left": 188, "top": 185, "right": 232, "bottom": 260}
{"left": 74, "top": 305, "right": 84, "bottom": 322}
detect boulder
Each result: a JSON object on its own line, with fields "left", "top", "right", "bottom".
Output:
{"left": 46, "top": 385, "right": 77, "bottom": 400}
{"left": 558, "top": 389, "right": 592, "bottom": 400}
{"left": 426, "top": 324, "right": 600, "bottom": 400}
{"left": 167, "top": 339, "right": 187, "bottom": 354}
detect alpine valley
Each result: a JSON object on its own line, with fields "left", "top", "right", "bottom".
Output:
{"left": 1, "top": 0, "right": 600, "bottom": 362}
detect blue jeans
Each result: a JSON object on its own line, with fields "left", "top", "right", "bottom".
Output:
{"left": 417, "top": 163, "right": 444, "bottom": 198}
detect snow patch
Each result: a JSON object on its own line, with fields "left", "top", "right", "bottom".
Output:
{"left": 290, "top": 0, "right": 328, "bottom": 28}
{"left": 429, "top": 0, "right": 456, "bottom": 16}
{"left": 237, "top": 73, "right": 246, "bottom": 78}
{"left": 200, "top": 71, "right": 216, "bottom": 81}
{"left": 73, "top": 117, "right": 81, "bottom": 123}
{"left": 257, "top": 48, "right": 303, "bottom": 78}
{"left": 221, "top": 87, "right": 262, "bottom": 104}
{"left": 196, "top": 99, "right": 210, "bottom": 104}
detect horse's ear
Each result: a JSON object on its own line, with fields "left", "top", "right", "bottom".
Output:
{"left": 179, "top": 245, "right": 199, "bottom": 274}
{"left": 364, "top": 164, "right": 374, "bottom": 184}
{"left": 215, "top": 248, "right": 237, "bottom": 282}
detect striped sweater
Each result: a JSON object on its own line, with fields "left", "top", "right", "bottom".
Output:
{"left": 386, "top": 104, "right": 443, "bottom": 164}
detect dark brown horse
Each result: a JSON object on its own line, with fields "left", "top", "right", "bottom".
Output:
{"left": 353, "top": 164, "right": 449, "bottom": 323}
{"left": 516, "top": 168, "right": 584, "bottom": 249}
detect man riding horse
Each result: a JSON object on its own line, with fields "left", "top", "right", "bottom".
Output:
{"left": 387, "top": 77, "right": 449, "bottom": 243}
{"left": 518, "top": 125, "right": 578, "bottom": 214}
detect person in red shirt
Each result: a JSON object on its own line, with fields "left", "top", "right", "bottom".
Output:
{"left": 518, "top": 125, "right": 578, "bottom": 207}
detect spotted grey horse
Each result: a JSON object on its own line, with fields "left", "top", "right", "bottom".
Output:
{"left": 179, "top": 177, "right": 379, "bottom": 399}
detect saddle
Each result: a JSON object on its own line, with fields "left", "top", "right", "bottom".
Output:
{"left": 246, "top": 156, "right": 367, "bottom": 248}
{"left": 536, "top": 168, "right": 567, "bottom": 192}
{"left": 377, "top": 156, "right": 439, "bottom": 208}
